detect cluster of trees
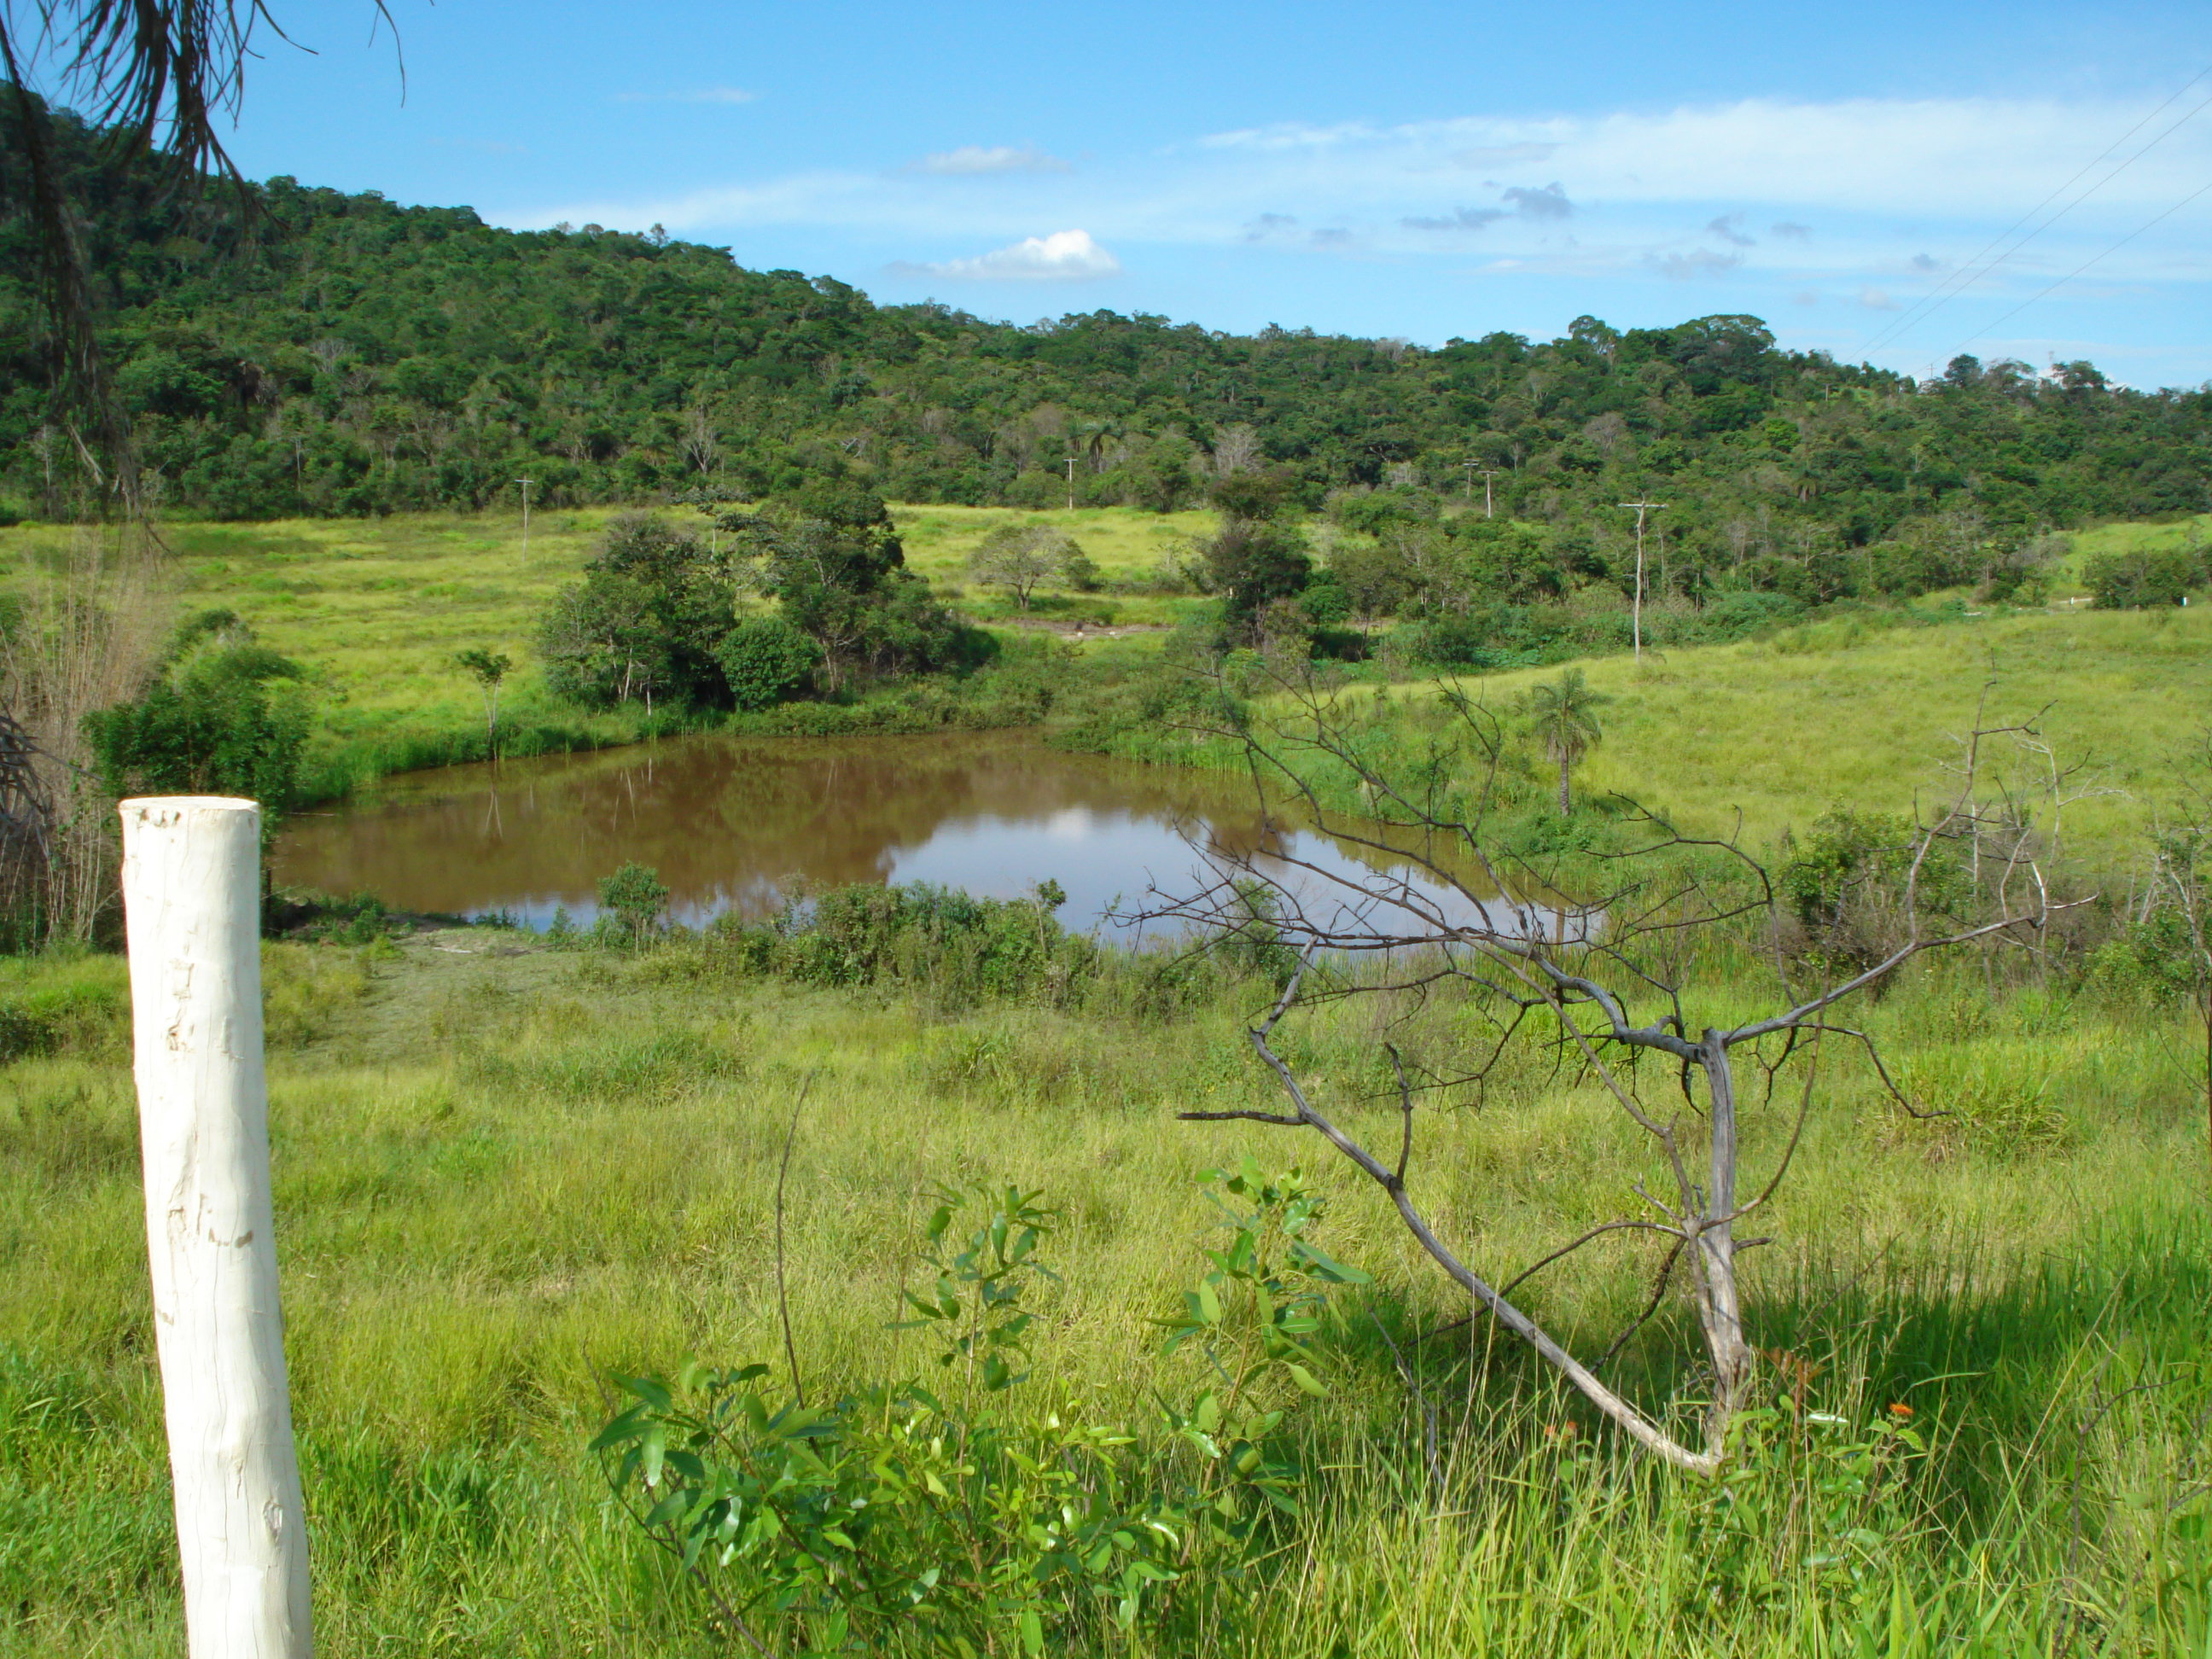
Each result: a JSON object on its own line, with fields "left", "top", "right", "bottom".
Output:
{"left": 5, "top": 96, "right": 2210, "bottom": 598}
{"left": 538, "top": 488, "right": 984, "bottom": 713}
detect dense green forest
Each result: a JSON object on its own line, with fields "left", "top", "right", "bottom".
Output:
{"left": 5, "top": 99, "right": 2211, "bottom": 602}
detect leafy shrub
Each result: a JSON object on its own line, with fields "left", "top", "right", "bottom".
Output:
{"left": 82, "top": 611, "right": 310, "bottom": 818}
{"left": 1682, "top": 589, "right": 1807, "bottom": 641}
{"left": 1780, "top": 810, "right": 1968, "bottom": 973}
{"left": 597, "top": 862, "right": 671, "bottom": 946}
{"left": 595, "top": 1164, "right": 1365, "bottom": 1656}
{"left": 2083, "top": 546, "right": 2202, "bottom": 608}
{"left": 714, "top": 615, "right": 819, "bottom": 711}
{"left": 719, "top": 882, "right": 1093, "bottom": 1010}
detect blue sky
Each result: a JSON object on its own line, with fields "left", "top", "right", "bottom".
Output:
{"left": 191, "top": 0, "right": 2212, "bottom": 385}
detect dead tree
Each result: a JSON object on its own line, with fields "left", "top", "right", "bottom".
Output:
{"left": 1145, "top": 670, "right": 2071, "bottom": 1475}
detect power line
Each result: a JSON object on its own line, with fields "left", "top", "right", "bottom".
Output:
{"left": 1947, "top": 171, "right": 2212, "bottom": 361}
{"left": 1865, "top": 65, "right": 2212, "bottom": 355}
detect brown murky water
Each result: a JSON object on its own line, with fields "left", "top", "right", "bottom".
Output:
{"left": 273, "top": 730, "right": 1525, "bottom": 936}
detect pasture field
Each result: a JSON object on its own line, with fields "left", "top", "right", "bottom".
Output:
{"left": 0, "top": 504, "right": 2209, "bottom": 1653}
{"left": 0, "top": 505, "right": 1208, "bottom": 793}
{"left": 2068, "top": 510, "right": 2212, "bottom": 576}
{"left": 0, "top": 916, "right": 2206, "bottom": 1656}
{"left": 1102, "top": 602, "right": 2212, "bottom": 868}
{"left": 5, "top": 508, "right": 2208, "bottom": 846}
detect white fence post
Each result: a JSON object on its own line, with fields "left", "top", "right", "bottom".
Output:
{"left": 120, "top": 796, "right": 312, "bottom": 1659}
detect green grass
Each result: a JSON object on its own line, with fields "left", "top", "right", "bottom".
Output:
{"left": 9, "top": 506, "right": 2203, "bottom": 853}
{"left": 0, "top": 505, "right": 1211, "bottom": 795}
{"left": 1086, "top": 602, "right": 2212, "bottom": 867}
{"left": 1, "top": 926, "right": 2205, "bottom": 1655}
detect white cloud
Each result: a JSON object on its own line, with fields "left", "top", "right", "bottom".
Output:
{"left": 896, "top": 229, "right": 1121, "bottom": 282}
{"left": 907, "top": 144, "right": 1070, "bottom": 176}
{"left": 1403, "top": 206, "right": 1505, "bottom": 232}
{"left": 614, "top": 87, "right": 756, "bottom": 105}
{"left": 509, "top": 91, "right": 2212, "bottom": 334}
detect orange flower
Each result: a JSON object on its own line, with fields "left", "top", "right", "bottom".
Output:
{"left": 1887, "top": 1402, "right": 1915, "bottom": 1419}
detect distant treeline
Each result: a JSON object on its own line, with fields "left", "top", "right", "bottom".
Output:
{"left": 5, "top": 98, "right": 2210, "bottom": 592}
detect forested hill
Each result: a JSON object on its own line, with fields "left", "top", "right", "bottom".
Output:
{"left": 5, "top": 102, "right": 2210, "bottom": 573}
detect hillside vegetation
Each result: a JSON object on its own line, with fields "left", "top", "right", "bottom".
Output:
{"left": 6, "top": 100, "right": 2211, "bottom": 618}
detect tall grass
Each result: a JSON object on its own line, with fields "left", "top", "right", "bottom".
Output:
{"left": 0, "top": 923, "right": 2204, "bottom": 1654}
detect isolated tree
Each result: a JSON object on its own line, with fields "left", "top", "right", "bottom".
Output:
{"left": 965, "top": 525, "right": 1092, "bottom": 613}
{"left": 597, "top": 860, "right": 669, "bottom": 946}
{"left": 1145, "top": 667, "right": 2063, "bottom": 1475}
{"left": 1523, "top": 667, "right": 1610, "bottom": 815}
{"left": 454, "top": 648, "right": 510, "bottom": 756}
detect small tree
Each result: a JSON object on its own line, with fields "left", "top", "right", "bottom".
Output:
{"left": 1522, "top": 667, "right": 1610, "bottom": 816}
{"left": 597, "top": 861, "right": 670, "bottom": 946}
{"left": 1144, "top": 667, "right": 2064, "bottom": 1475}
{"left": 965, "top": 524, "right": 1091, "bottom": 613}
{"left": 454, "top": 649, "right": 511, "bottom": 756}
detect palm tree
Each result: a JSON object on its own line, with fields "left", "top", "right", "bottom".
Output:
{"left": 1524, "top": 667, "right": 1610, "bottom": 817}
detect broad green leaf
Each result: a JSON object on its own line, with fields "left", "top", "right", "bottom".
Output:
{"left": 609, "top": 1371, "right": 673, "bottom": 1412}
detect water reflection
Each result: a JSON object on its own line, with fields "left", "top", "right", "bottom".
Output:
{"left": 273, "top": 731, "right": 1563, "bottom": 940}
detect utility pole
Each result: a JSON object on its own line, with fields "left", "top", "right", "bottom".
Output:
{"left": 515, "top": 477, "right": 535, "bottom": 568}
{"left": 1619, "top": 499, "right": 1668, "bottom": 660}
{"left": 1064, "top": 455, "right": 1076, "bottom": 511}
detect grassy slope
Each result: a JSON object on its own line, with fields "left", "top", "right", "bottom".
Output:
{"left": 3, "top": 506, "right": 2206, "bottom": 856}
{"left": 0, "top": 930, "right": 2205, "bottom": 1654}
{"left": 1388, "top": 603, "right": 2212, "bottom": 860}
{"left": 0, "top": 504, "right": 1212, "bottom": 791}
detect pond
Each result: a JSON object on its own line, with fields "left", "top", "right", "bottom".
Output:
{"left": 273, "top": 731, "right": 1551, "bottom": 941}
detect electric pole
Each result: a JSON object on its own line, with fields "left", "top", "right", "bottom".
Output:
{"left": 1619, "top": 499, "right": 1667, "bottom": 660}
{"left": 1065, "top": 455, "right": 1076, "bottom": 511}
{"left": 515, "top": 477, "right": 535, "bottom": 568}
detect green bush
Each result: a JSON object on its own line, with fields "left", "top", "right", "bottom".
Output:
{"left": 81, "top": 612, "right": 310, "bottom": 818}
{"left": 713, "top": 615, "right": 819, "bottom": 711}
{"left": 2083, "top": 546, "right": 2203, "bottom": 608}
{"left": 597, "top": 862, "right": 671, "bottom": 946}
{"left": 595, "top": 1166, "right": 1365, "bottom": 1656}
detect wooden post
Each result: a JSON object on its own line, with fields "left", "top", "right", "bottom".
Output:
{"left": 120, "top": 796, "right": 312, "bottom": 1659}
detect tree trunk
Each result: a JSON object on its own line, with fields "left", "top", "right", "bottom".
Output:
{"left": 119, "top": 798, "right": 313, "bottom": 1659}
{"left": 1696, "top": 1034, "right": 1755, "bottom": 1453}
{"left": 1558, "top": 749, "right": 1573, "bottom": 817}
